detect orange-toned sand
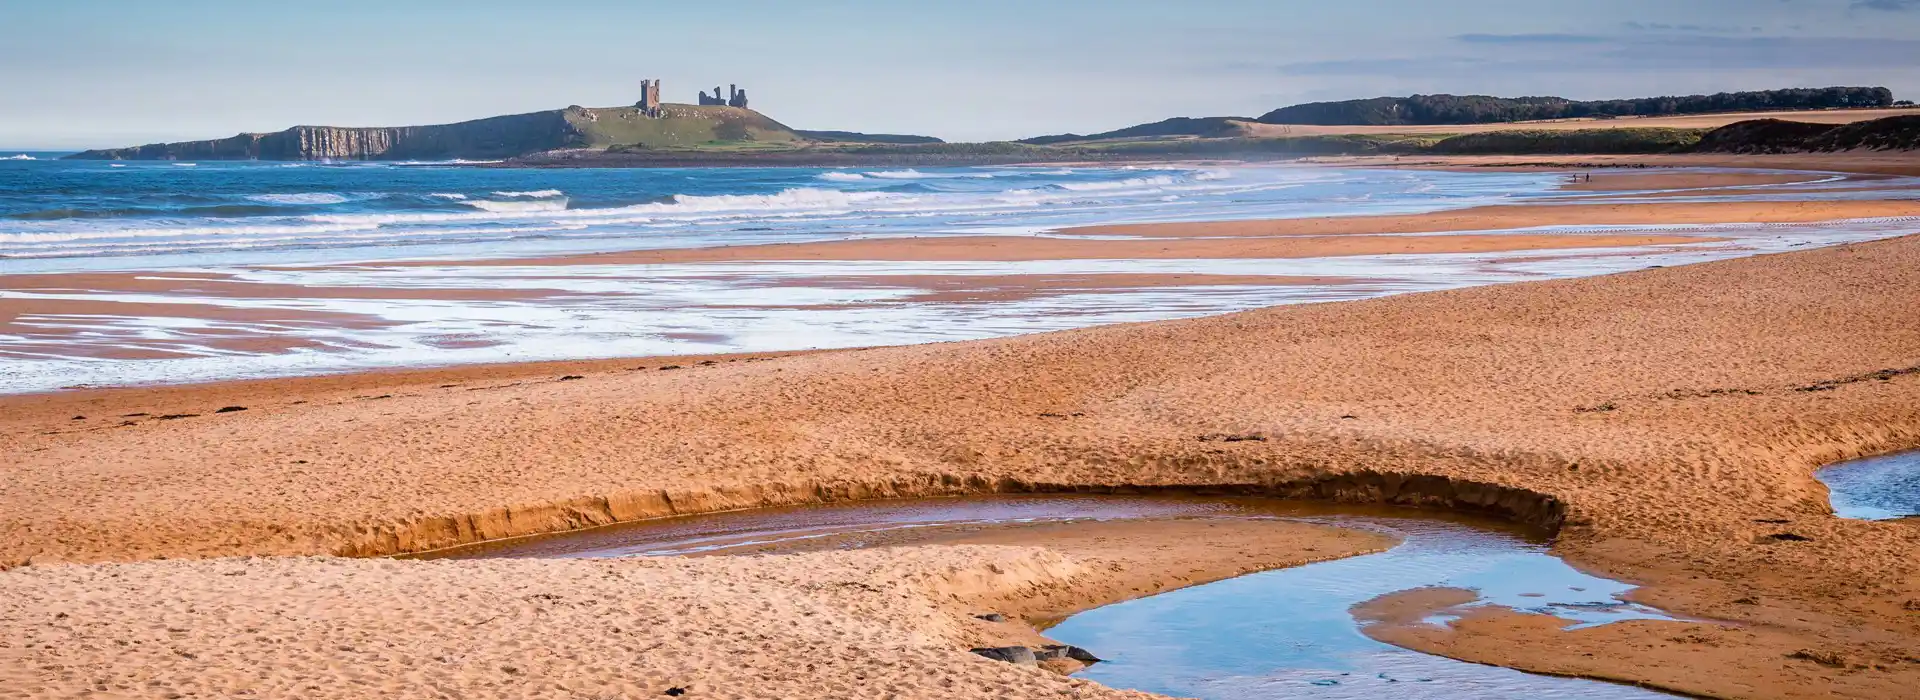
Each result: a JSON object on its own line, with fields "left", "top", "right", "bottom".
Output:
{"left": 1358, "top": 586, "right": 1910, "bottom": 699}
{"left": 6, "top": 225, "right": 1920, "bottom": 697}
{"left": 1, "top": 520, "right": 1388, "bottom": 699}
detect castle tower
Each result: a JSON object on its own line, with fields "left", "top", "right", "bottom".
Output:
{"left": 637, "top": 79, "right": 662, "bottom": 117}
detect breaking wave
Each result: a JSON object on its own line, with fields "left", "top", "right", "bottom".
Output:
{"left": 246, "top": 193, "right": 351, "bottom": 205}
{"left": 3, "top": 154, "right": 35, "bottom": 161}
{"left": 815, "top": 168, "right": 994, "bottom": 182}
{"left": 464, "top": 198, "right": 570, "bottom": 213}
{"left": 1, "top": 165, "right": 1304, "bottom": 261}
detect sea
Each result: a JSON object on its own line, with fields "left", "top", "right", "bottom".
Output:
{"left": 0, "top": 154, "right": 1556, "bottom": 269}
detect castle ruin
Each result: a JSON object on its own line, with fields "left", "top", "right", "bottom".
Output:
{"left": 636, "top": 79, "right": 663, "bottom": 117}
{"left": 699, "top": 84, "right": 749, "bottom": 109}
{"left": 635, "top": 80, "right": 750, "bottom": 117}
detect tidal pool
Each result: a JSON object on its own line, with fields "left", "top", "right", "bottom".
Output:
{"left": 1817, "top": 449, "right": 1920, "bottom": 520}
{"left": 432, "top": 495, "right": 1681, "bottom": 698}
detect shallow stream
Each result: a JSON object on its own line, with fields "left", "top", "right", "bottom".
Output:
{"left": 1817, "top": 449, "right": 1920, "bottom": 520}
{"left": 432, "top": 495, "right": 1680, "bottom": 698}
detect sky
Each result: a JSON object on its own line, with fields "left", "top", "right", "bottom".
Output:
{"left": 4, "top": 0, "right": 1920, "bottom": 149}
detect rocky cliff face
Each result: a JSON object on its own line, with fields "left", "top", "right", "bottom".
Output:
{"left": 66, "top": 110, "right": 587, "bottom": 161}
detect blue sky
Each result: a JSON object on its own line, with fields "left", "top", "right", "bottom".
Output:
{"left": 4, "top": 0, "right": 1919, "bottom": 148}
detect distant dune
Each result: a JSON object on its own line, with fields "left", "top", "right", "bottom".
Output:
{"left": 1695, "top": 115, "right": 1920, "bottom": 153}
{"left": 1237, "top": 108, "right": 1920, "bottom": 137}
{"left": 1256, "top": 87, "right": 1895, "bottom": 126}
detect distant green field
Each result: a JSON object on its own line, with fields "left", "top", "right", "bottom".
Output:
{"left": 572, "top": 104, "right": 802, "bottom": 150}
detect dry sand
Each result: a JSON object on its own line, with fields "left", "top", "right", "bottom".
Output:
{"left": 7, "top": 184, "right": 1920, "bottom": 697}
{"left": 2, "top": 520, "right": 1388, "bottom": 699}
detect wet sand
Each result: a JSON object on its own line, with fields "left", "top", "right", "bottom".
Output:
{"left": 6, "top": 183, "right": 1912, "bottom": 377}
{"left": 370, "top": 230, "right": 1726, "bottom": 266}
{"left": 6, "top": 226, "right": 1920, "bottom": 697}
{"left": 1554, "top": 171, "right": 1837, "bottom": 192}
{"left": 1067, "top": 200, "right": 1920, "bottom": 241}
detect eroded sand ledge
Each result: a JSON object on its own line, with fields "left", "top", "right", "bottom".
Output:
{"left": 6, "top": 232, "right": 1920, "bottom": 698}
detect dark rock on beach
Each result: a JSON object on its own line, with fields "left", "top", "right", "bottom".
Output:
{"left": 970, "top": 646, "right": 1037, "bottom": 666}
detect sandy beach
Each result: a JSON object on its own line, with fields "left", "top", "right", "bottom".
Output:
{"left": 5, "top": 165, "right": 1920, "bottom": 698}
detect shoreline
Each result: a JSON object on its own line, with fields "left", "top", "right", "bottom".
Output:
{"left": 6, "top": 184, "right": 1918, "bottom": 392}
{"left": 7, "top": 229, "right": 1920, "bottom": 696}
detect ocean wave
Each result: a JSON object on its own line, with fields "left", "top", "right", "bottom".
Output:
{"left": 492, "top": 189, "right": 565, "bottom": 198}
{"left": 0, "top": 223, "right": 592, "bottom": 254}
{"left": 428, "top": 193, "right": 469, "bottom": 200}
{"left": 1054, "top": 175, "right": 1179, "bottom": 192}
{"left": 395, "top": 159, "right": 504, "bottom": 166}
{"left": 464, "top": 198, "right": 570, "bottom": 213}
{"left": 3, "top": 154, "right": 35, "bottom": 161}
{"left": 245, "top": 193, "right": 350, "bottom": 205}
{"left": 305, "top": 187, "right": 900, "bottom": 227}
{"left": 0, "top": 221, "right": 384, "bottom": 244}
{"left": 172, "top": 163, "right": 198, "bottom": 167}
{"left": 869, "top": 169, "right": 992, "bottom": 179}
{"left": 816, "top": 169, "right": 994, "bottom": 182}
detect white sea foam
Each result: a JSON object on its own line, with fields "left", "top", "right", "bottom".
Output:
{"left": 305, "top": 187, "right": 900, "bottom": 227}
{"left": 867, "top": 169, "right": 992, "bottom": 179}
{"left": 465, "top": 198, "right": 570, "bottom": 213}
{"left": 0, "top": 222, "right": 384, "bottom": 244}
{"left": 2, "top": 154, "right": 35, "bottom": 161}
{"left": 1055, "top": 175, "right": 1180, "bottom": 191}
{"left": 492, "top": 189, "right": 565, "bottom": 198}
{"left": 428, "top": 193, "right": 469, "bottom": 200}
{"left": 172, "top": 163, "right": 198, "bottom": 167}
{"left": 246, "top": 193, "right": 350, "bottom": 205}
{"left": 109, "top": 164, "right": 126, "bottom": 168}
{"left": 818, "top": 169, "right": 992, "bottom": 182}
